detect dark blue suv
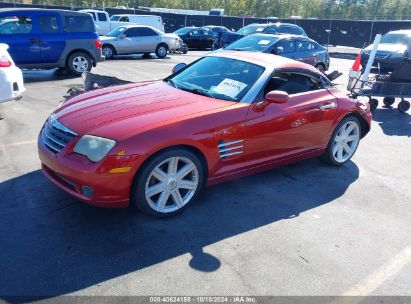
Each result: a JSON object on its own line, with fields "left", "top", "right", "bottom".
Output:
{"left": 0, "top": 8, "right": 104, "bottom": 75}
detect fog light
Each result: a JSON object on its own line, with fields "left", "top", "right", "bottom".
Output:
{"left": 82, "top": 185, "right": 94, "bottom": 198}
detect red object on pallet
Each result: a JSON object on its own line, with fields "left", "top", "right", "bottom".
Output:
{"left": 352, "top": 53, "right": 362, "bottom": 71}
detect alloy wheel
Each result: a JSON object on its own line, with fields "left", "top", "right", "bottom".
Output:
{"left": 158, "top": 46, "right": 167, "bottom": 58}
{"left": 332, "top": 121, "right": 360, "bottom": 163}
{"left": 102, "top": 47, "right": 113, "bottom": 58}
{"left": 72, "top": 56, "right": 89, "bottom": 73}
{"left": 145, "top": 156, "right": 199, "bottom": 213}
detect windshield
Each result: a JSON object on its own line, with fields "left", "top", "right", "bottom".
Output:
{"left": 106, "top": 26, "right": 126, "bottom": 37}
{"left": 226, "top": 35, "right": 280, "bottom": 51}
{"left": 110, "top": 16, "right": 121, "bottom": 21}
{"left": 381, "top": 33, "right": 409, "bottom": 45}
{"left": 174, "top": 27, "right": 192, "bottom": 35}
{"left": 236, "top": 24, "right": 266, "bottom": 36}
{"left": 167, "top": 56, "right": 265, "bottom": 102}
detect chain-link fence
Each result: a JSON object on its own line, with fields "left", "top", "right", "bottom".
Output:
{"left": 1, "top": 1, "right": 411, "bottom": 48}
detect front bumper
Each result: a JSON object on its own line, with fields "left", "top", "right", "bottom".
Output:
{"left": 38, "top": 134, "right": 145, "bottom": 208}
{"left": 0, "top": 66, "right": 25, "bottom": 103}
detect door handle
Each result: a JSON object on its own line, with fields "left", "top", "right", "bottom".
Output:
{"left": 30, "top": 38, "right": 42, "bottom": 44}
{"left": 319, "top": 102, "right": 337, "bottom": 110}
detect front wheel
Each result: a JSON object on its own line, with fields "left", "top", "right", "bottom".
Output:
{"left": 315, "top": 63, "right": 325, "bottom": 73}
{"left": 66, "top": 52, "right": 92, "bottom": 76}
{"left": 155, "top": 44, "right": 168, "bottom": 59}
{"left": 131, "top": 149, "right": 204, "bottom": 218}
{"left": 321, "top": 116, "right": 361, "bottom": 166}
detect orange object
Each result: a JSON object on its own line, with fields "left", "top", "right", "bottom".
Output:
{"left": 352, "top": 53, "right": 362, "bottom": 71}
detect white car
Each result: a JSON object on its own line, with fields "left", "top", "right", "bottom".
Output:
{"left": 0, "top": 43, "right": 25, "bottom": 103}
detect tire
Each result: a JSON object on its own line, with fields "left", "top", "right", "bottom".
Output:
{"left": 383, "top": 97, "right": 395, "bottom": 107}
{"left": 102, "top": 45, "right": 115, "bottom": 60}
{"left": 131, "top": 148, "right": 204, "bottom": 218}
{"left": 398, "top": 99, "right": 410, "bottom": 113}
{"left": 369, "top": 98, "right": 378, "bottom": 111}
{"left": 320, "top": 116, "right": 362, "bottom": 166}
{"left": 66, "top": 52, "right": 92, "bottom": 76}
{"left": 155, "top": 44, "right": 168, "bottom": 59}
{"left": 315, "top": 63, "right": 325, "bottom": 73}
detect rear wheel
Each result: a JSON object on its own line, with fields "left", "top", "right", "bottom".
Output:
{"left": 155, "top": 44, "right": 168, "bottom": 59}
{"left": 66, "top": 52, "right": 92, "bottom": 76}
{"left": 321, "top": 116, "right": 361, "bottom": 166}
{"left": 131, "top": 149, "right": 204, "bottom": 218}
{"left": 102, "top": 45, "right": 115, "bottom": 60}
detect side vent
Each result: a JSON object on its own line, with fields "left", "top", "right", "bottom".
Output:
{"left": 218, "top": 139, "right": 244, "bottom": 159}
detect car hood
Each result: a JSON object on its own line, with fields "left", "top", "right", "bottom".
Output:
{"left": 55, "top": 81, "right": 235, "bottom": 141}
{"left": 100, "top": 36, "right": 117, "bottom": 41}
{"left": 364, "top": 43, "right": 407, "bottom": 54}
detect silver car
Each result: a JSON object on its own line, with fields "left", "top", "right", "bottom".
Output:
{"left": 100, "top": 25, "right": 182, "bottom": 59}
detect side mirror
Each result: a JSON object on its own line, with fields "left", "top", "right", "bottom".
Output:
{"left": 265, "top": 90, "right": 289, "bottom": 104}
{"left": 172, "top": 63, "right": 187, "bottom": 74}
{"left": 119, "top": 34, "right": 126, "bottom": 39}
{"left": 273, "top": 46, "right": 283, "bottom": 55}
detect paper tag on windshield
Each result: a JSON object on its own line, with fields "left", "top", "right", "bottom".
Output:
{"left": 212, "top": 78, "right": 247, "bottom": 98}
{"left": 258, "top": 40, "right": 270, "bottom": 45}
{"left": 255, "top": 28, "right": 264, "bottom": 32}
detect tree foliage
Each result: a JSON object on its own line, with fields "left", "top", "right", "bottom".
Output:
{"left": 30, "top": 0, "right": 411, "bottom": 20}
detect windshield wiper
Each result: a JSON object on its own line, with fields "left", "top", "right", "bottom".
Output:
{"left": 166, "top": 79, "right": 178, "bottom": 88}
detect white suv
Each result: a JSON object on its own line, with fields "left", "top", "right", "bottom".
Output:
{"left": 0, "top": 43, "right": 25, "bottom": 103}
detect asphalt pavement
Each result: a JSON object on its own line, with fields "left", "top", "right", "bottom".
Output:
{"left": 0, "top": 51, "right": 410, "bottom": 300}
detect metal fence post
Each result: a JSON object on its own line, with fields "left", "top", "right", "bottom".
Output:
{"left": 369, "top": 20, "right": 375, "bottom": 45}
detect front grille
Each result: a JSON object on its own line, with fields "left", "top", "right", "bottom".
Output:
{"left": 42, "top": 114, "right": 77, "bottom": 153}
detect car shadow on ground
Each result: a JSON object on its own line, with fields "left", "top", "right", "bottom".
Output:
{"left": 372, "top": 107, "right": 411, "bottom": 137}
{"left": 23, "top": 69, "right": 80, "bottom": 84}
{"left": 112, "top": 54, "right": 172, "bottom": 61}
{"left": 0, "top": 158, "right": 359, "bottom": 301}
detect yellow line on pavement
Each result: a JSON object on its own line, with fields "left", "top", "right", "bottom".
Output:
{"left": 0, "top": 140, "right": 37, "bottom": 148}
{"left": 343, "top": 244, "right": 411, "bottom": 296}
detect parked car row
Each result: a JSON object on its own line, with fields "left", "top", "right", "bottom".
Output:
{"left": 80, "top": 9, "right": 165, "bottom": 35}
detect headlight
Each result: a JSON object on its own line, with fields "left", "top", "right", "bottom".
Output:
{"left": 73, "top": 135, "right": 116, "bottom": 162}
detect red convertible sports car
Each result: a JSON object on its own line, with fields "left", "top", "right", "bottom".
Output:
{"left": 38, "top": 51, "right": 371, "bottom": 217}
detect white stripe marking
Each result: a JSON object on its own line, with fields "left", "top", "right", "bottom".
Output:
{"left": 0, "top": 140, "right": 37, "bottom": 148}
{"left": 343, "top": 244, "right": 411, "bottom": 296}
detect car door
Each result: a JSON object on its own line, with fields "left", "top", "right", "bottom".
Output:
{"left": 36, "top": 14, "right": 66, "bottom": 63}
{"left": 118, "top": 27, "right": 141, "bottom": 53}
{"left": 139, "top": 27, "right": 161, "bottom": 52}
{"left": 294, "top": 39, "right": 317, "bottom": 66}
{"left": 204, "top": 28, "right": 216, "bottom": 48}
{"left": 186, "top": 29, "right": 200, "bottom": 48}
{"left": 244, "top": 70, "right": 338, "bottom": 165}
{"left": 274, "top": 39, "right": 296, "bottom": 59}
{"left": 0, "top": 13, "right": 37, "bottom": 65}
